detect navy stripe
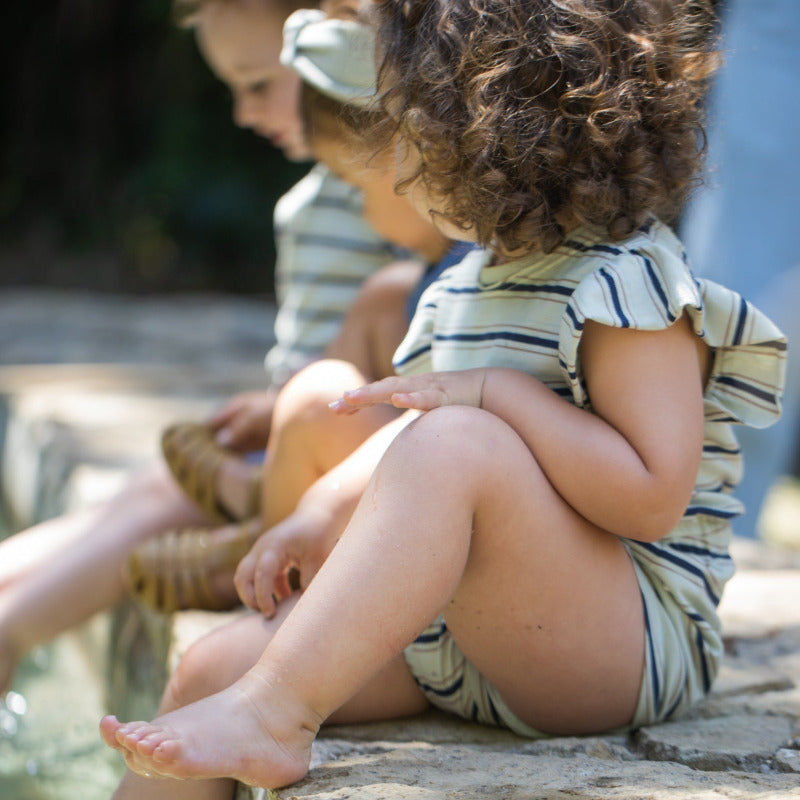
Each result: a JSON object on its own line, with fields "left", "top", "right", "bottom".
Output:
{"left": 563, "top": 239, "right": 623, "bottom": 256}
{"left": 637, "top": 543, "right": 720, "bottom": 605}
{"left": 641, "top": 590, "right": 662, "bottom": 713}
{"left": 638, "top": 253, "right": 677, "bottom": 323}
{"left": 293, "top": 233, "right": 395, "bottom": 255}
{"left": 714, "top": 375, "right": 778, "bottom": 405}
{"left": 684, "top": 505, "right": 738, "bottom": 520}
{"left": 702, "top": 444, "right": 741, "bottom": 456}
{"left": 565, "top": 303, "right": 583, "bottom": 331}
{"left": 470, "top": 703, "right": 480, "bottom": 722}
{"left": 598, "top": 268, "right": 630, "bottom": 327}
{"left": 696, "top": 629, "right": 711, "bottom": 693}
{"left": 443, "top": 282, "right": 574, "bottom": 297}
{"left": 413, "top": 625, "right": 447, "bottom": 645}
{"left": 393, "top": 343, "right": 432, "bottom": 368}
{"left": 663, "top": 692, "right": 684, "bottom": 721}
{"left": 669, "top": 543, "right": 733, "bottom": 561}
{"left": 415, "top": 675, "right": 464, "bottom": 698}
{"left": 434, "top": 331, "right": 559, "bottom": 349}
{"left": 732, "top": 296, "right": 748, "bottom": 346}
{"left": 487, "top": 694, "right": 502, "bottom": 726}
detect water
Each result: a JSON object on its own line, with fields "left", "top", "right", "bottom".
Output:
{"left": 0, "top": 518, "right": 125, "bottom": 800}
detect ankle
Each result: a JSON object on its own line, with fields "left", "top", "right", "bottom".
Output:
{"left": 242, "top": 664, "right": 324, "bottom": 740}
{"left": 217, "top": 460, "right": 260, "bottom": 520}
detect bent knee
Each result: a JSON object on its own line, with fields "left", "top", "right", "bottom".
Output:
{"left": 164, "top": 627, "right": 249, "bottom": 710}
{"left": 275, "top": 360, "right": 368, "bottom": 425}
{"left": 396, "top": 406, "right": 526, "bottom": 468}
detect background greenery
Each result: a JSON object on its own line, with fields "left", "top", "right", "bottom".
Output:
{"left": 0, "top": 0, "right": 307, "bottom": 296}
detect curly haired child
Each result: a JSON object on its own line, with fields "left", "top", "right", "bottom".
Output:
{"left": 100, "top": 1, "right": 786, "bottom": 795}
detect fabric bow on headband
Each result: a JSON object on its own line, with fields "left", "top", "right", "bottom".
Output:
{"left": 280, "top": 9, "right": 378, "bottom": 107}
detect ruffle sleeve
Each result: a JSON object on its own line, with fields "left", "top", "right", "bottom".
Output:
{"left": 558, "top": 244, "right": 786, "bottom": 429}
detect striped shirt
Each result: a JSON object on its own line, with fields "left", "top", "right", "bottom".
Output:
{"left": 265, "top": 164, "right": 400, "bottom": 386}
{"left": 394, "top": 220, "right": 786, "bottom": 713}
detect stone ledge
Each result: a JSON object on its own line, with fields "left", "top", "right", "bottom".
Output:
{"left": 2, "top": 356, "right": 799, "bottom": 800}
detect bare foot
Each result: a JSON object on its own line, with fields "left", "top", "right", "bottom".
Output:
{"left": 216, "top": 459, "right": 261, "bottom": 522}
{"left": 100, "top": 671, "right": 319, "bottom": 787}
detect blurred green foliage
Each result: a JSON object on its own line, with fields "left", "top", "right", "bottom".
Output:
{"left": 0, "top": 0, "right": 307, "bottom": 295}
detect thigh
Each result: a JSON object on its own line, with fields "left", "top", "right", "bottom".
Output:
{"left": 412, "top": 407, "right": 646, "bottom": 736}
{"left": 263, "top": 360, "right": 399, "bottom": 526}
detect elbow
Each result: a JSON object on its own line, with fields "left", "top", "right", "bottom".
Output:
{"left": 620, "top": 478, "right": 694, "bottom": 543}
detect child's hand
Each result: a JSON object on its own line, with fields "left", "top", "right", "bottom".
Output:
{"left": 234, "top": 480, "right": 356, "bottom": 617}
{"left": 206, "top": 389, "right": 276, "bottom": 451}
{"left": 329, "top": 369, "right": 487, "bottom": 414}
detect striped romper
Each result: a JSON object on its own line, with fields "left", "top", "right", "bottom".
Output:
{"left": 393, "top": 220, "right": 786, "bottom": 737}
{"left": 265, "top": 163, "right": 402, "bottom": 386}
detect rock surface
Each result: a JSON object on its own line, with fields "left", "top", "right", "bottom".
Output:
{"left": 232, "top": 541, "right": 800, "bottom": 800}
{"left": 1, "top": 290, "right": 798, "bottom": 800}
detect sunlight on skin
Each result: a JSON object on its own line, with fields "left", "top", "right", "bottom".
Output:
{"left": 100, "top": 672, "right": 319, "bottom": 788}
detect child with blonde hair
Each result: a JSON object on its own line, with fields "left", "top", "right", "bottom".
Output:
{"left": 101, "top": 1, "right": 785, "bottom": 796}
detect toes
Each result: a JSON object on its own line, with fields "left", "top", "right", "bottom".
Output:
{"left": 99, "top": 715, "right": 123, "bottom": 749}
{"left": 152, "top": 737, "right": 182, "bottom": 764}
{"left": 135, "top": 730, "right": 170, "bottom": 756}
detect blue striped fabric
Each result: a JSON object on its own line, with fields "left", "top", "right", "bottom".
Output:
{"left": 265, "top": 164, "right": 401, "bottom": 386}
{"left": 394, "top": 219, "right": 786, "bottom": 717}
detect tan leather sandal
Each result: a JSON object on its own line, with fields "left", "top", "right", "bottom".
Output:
{"left": 125, "top": 518, "right": 263, "bottom": 614}
{"left": 161, "top": 422, "right": 262, "bottom": 524}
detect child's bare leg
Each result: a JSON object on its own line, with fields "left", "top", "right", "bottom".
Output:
{"left": 107, "top": 593, "right": 426, "bottom": 799}
{"left": 101, "top": 406, "right": 645, "bottom": 787}
{"left": 261, "top": 359, "right": 400, "bottom": 527}
{"left": 0, "top": 462, "right": 207, "bottom": 693}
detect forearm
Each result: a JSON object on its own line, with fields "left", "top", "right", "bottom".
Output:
{"left": 480, "top": 369, "right": 692, "bottom": 541}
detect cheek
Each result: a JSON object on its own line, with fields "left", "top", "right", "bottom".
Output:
{"left": 267, "top": 74, "right": 302, "bottom": 128}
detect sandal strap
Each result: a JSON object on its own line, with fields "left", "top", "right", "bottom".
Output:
{"left": 125, "top": 518, "right": 263, "bottom": 614}
{"left": 162, "top": 423, "right": 238, "bottom": 524}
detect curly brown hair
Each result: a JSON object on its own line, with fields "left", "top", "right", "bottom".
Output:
{"left": 371, "top": 0, "right": 719, "bottom": 255}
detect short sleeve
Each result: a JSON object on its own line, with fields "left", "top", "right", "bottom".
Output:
{"left": 558, "top": 245, "right": 786, "bottom": 429}
{"left": 392, "top": 280, "right": 437, "bottom": 375}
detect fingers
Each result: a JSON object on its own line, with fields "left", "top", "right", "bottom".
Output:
{"left": 330, "top": 384, "right": 441, "bottom": 414}
{"left": 329, "top": 377, "right": 411, "bottom": 413}
{"left": 234, "top": 534, "right": 294, "bottom": 617}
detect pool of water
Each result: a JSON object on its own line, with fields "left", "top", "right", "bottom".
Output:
{"left": 0, "top": 518, "right": 125, "bottom": 800}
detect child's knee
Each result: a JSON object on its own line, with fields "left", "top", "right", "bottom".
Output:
{"left": 394, "top": 406, "right": 513, "bottom": 470}
{"left": 275, "top": 359, "right": 367, "bottom": 428}
{"left": 163, "top": 628, "right": 245, "bottom": 710}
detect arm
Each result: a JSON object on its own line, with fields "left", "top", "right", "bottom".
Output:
{"left": 234, "top": 409, "right": 419, "bottom": 615}
{"left": 333, "top": 315, "right": 707, "bottom": 542}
